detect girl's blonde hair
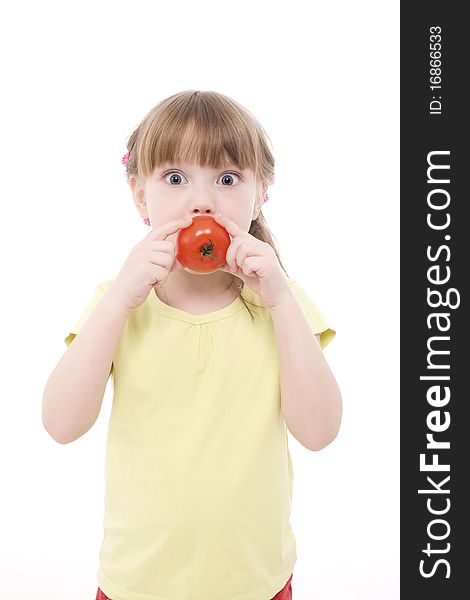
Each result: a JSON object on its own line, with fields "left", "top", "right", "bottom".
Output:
{"left": 123, "top": 90, "right": 289, "bottom": 319}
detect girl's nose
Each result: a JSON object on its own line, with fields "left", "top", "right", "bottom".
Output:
{"left": 190, "top": 203, "right": 216, "bottom": 215}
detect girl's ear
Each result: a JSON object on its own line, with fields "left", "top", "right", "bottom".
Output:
{"left": 252, "top": 175, "right": 272, "bottom": 220}
{"left": 129, "top": 176, "right": 147, "bottom": 213}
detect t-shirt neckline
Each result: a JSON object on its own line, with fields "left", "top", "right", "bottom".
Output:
{"left": 148, "top": 285, "right": 246, "bottom": 324}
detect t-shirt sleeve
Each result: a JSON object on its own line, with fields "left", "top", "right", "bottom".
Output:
{"left": 288, "top": 280, "right": 336, "bottom": 350}
{"left": 64, "top": 284, "right": 108, "bottom": 347}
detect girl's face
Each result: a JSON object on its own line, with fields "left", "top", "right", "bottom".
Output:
{"left": 132, "top": 160, "right": 263, "bottom": 239}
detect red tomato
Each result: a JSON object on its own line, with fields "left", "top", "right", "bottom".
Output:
{"left": 176, "top": 215, "right": 231, "bottom": 273}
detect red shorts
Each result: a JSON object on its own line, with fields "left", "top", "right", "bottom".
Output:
{"left": 96, "top": 573, "right": 293, "bottom": 599}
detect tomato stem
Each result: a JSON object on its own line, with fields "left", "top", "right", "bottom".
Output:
{"left": 200, "top": 239, "right": 224, "bottom": 263}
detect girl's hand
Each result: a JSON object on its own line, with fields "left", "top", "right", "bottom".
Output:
{"left": 213, "top": 212, "right": 293, "bottom": 311}
{"left": 108, "top": 217, "right": 193, "bottom": 312}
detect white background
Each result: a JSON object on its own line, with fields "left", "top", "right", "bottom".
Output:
{"left": 0, "top": 1, "right": 399, "bottom": 599}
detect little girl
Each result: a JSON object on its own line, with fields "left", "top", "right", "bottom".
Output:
{"left": 43, "top": 90, "right": 341, "bottom": 600}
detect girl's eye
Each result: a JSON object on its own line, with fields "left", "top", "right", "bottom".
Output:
{"left": 163, "top": 171, "right": 188, "bottom": 185}
{"left": 162, "top": 171, "right": 240, "bottom": 186}
{"left": 218, "top": 172, "right": 240, "bottom": 186}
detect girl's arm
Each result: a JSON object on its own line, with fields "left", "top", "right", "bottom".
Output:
{"left": 270, "top": 293, "right": 342, "bottom": 451}
{"left": 42, "top": 289, "right": 130, "bottom": 444}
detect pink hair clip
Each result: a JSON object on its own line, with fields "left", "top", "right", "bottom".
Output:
{"left": 122, "top": 151, "right": 131, "bottom": 165}
{"left": 263, "top": 192, "right": 269, "bottom": 203}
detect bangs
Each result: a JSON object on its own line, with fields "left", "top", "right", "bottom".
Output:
{"left": 137, "top": 92, "right": 261, "bottom": 179}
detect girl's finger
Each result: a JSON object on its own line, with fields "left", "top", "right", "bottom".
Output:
{"left": 225, "top": 236, "right": 245, "bottom": 271}
{"left": 213, "top": 213, "right": 246, "bottom": 238}
{"left": 148, "top": 217, "right": 193, "bottom": 241}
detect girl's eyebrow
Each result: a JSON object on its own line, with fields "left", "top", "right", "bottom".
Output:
{"left": 161, "top": 161, "right": 242, "bottom": 171}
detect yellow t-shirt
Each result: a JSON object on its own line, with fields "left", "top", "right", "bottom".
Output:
{"left": 64, "top": 278, "right": 336, "bottom": 600}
